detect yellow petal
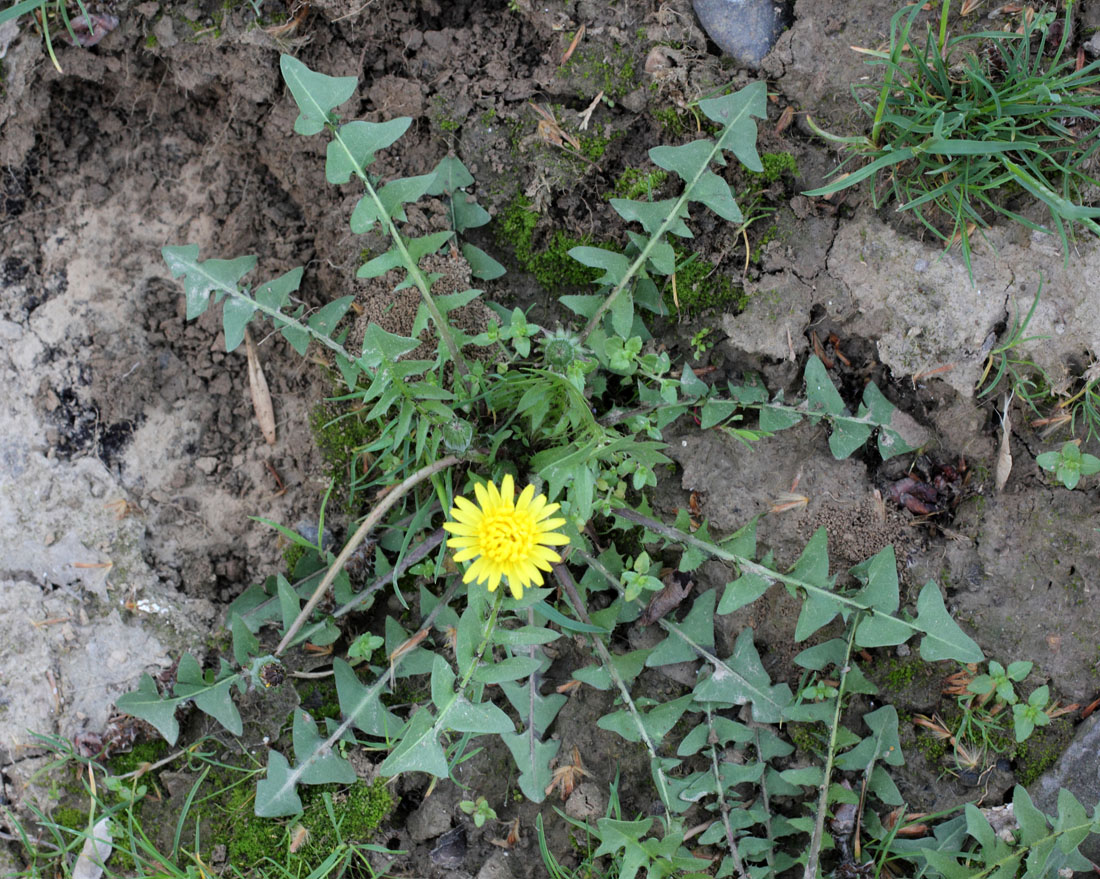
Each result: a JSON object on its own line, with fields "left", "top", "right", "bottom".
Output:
{"left": 473, "top": 481, "right": 490, "bottom": 510}
{"left": 488, "top": 567, "right": 502, "bottom": 592}
{"left": 508, "top": 578, "right": 523, "bottom": 600}
{"left": 534, "top": 501, "right": 561, "bottom": 521}
{"left": 442, "top": 521, "right": 477, "bottom": 535}
{"left": 453, "top": 547, "right": 481, "bottom": 562}
{"left": 536, "top": 531, "right": 570, "bottom": 546}
{"left": 500, "top": 473, "right": 515, "bottom": 507}
{"left": 518, "top": 483, "right": 536, "bottom": 511}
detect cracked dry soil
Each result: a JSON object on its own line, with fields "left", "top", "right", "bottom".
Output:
{"left": 1, "top": 0, "right": 1100, "bottom": 876}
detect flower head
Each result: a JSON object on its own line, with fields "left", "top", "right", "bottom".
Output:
{"left": 443, "top": 474, "right": 569, "bottom": 599}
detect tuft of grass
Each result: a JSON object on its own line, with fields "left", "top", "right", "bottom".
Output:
{"left": 806, "top": 0, "right": 1100, "bottom": 278}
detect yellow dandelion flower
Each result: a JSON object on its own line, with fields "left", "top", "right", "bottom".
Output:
{"left": 443, "top": 474, "right": 570, "bottom": 599}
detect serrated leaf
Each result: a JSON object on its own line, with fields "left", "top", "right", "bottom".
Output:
{"left": 759, "top": 402, "right": 802, "bottom": 432}
{"left": 647, "top": 588, "right": 716, "bottom": 667}
{"left": 829, "top": 411, "right": 874, "bottom": 459}
{"left": 914, "top": 582, "right": 984, "bottom": 662}
{"left": 378, "top": 708, "right": 449, "bottom": 778}
{"left": 677, "top": 717, "right": 753, "bottom": 756}
{"left": 835, "top": 705, "right": 904, "bottom": 770}
{"left": 863, "top": 381, "right": 919, "bottom": 460}
{"left": 718, "top": 570, "right": 771, "bottom": 614}
{"left": 500, "top": 679, "right": 566, "bottom": 738}
{"left": 307, "top": 296, "right": 353, "bottom": 339}
{"left": 221, "top": 296, "right": 256, "bottom": 352}
{"left": 174, "top": 654, "right": 243, "bottom": 737}
{"left": 359, "top": 322, "right": 420, "bottom": 368}
{"left": 255, "top": 266, "right": 303, "bottom": 311}
{"left": 851, "top": 545, "right": 900, "bottom": 613}
{"left": 349, "top": 174, "right": 435, "bottom": 232}
{"left": 449, "top": 697, "right": 515, "bottom": 734}
{"left": 280, "top": 55, "right": 357, "bottom": 137}
{"left": 598, "top": 694, "right": 693, "bottom": 744}
{"left": 611, "top": 197, "right": 691, "bottom": 237}
{"left": 230, "top": 612, "right": 260, "bottom": 667}
{"left": 115, "top": 674, "right": 179, "bottom": 745}
{"left": 254, "top": 749, "right": 303, "bottom": 817}
{"left": 592, "top": 817, "right": 654, "bottom": 879}
{"left": 573, "top": 649, "right": 651, "bottom": 690}
{"left": 1013, "top": 786, "right": 1049, "bottom": 847}
{"left": 501, "top": 731, "right": 560, "bottom": 803}
{"left": 326, "top": 118, "right": 412, "bottom": 181}
{"left": 292, "top": 710, "right": 357, "bottom": 785}
{"left": 162, "top": 245, "right": 257, "bottom": 321}
{"left": 568, "top": 246, "right": 630, "bottom": 286}
{"left": 700, "top": 399, "right": 738, "bottom": 429}
{"left": 332, "top": 658, "right": 400, "bottom": 738}
{"left": 1056, "top": 788, "right": 1091, "bottom": 853}
{"left": 693, "top": 628, "right": 792, "bottom": 723}
{"left": 609, "top": 285, "right": 634, "bottom": 339}
{"left": 698, "top": 82, "right": 767, "bottom": 172}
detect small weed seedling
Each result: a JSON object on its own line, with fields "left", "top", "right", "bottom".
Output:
{"left": 1036, "top": 441, "right": 1100, "bottom": 489}
{"left": 458, "top": 795, "right": 497, "bottom": 828}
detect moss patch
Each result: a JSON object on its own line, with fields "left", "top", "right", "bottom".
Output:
{"left": 495, "top": 193, "right": 619, "bottom": 290}
{"left": 666, "top": 246, "right": 748, "bottom": 317}
{"left": 309, "top": 401, "right": 378, "bottom": 514}
{"left": 560, "top": 43, "right": 638, "bottom": 100}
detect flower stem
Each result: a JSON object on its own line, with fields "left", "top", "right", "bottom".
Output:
{"left": 458, "top": 589, "right": 506, "bottom": 693}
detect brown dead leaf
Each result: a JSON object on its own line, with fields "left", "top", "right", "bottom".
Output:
{"left": 545, "top": 746, "right": 592, "bottom": 800}
{"left": 490, "top": 817, "right": 521, "bottom": 849}
{"left": 994, "top": 395, "right": 1012, "bottom": 492}
{"left": 244, "top": 327, "right": 276, "bottom": 445}
{"left": 561, "top": 24, "right": 585, "bottom": 64}
{"left": 775, "top": 104, "right": 795, "bottom": 136}
{"left": 640, "top": 572, "right": 693, "bottom": 626}
{"left": 769, "top": 492, "right": 809, "bottom": 514}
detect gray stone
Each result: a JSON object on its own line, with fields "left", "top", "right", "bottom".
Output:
{"left": 1030, "top": 714, "right": 1100, "bottom": 862}
{"left": 692, "top": 0, "right": 791, "bottom": 68}
{"left": 475, "top": 851, "right": 515, "bottom": 879}
{"left": 407, "top": 794, "right": 453, "bottom": 843}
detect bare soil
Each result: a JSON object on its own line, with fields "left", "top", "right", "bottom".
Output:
{"left": 2, "top": 1, "right": 1099, "bottom": 877}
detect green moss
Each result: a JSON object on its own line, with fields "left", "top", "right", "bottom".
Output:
{"left": 577, "top": 132, "right": 614, "bottom": 161}
{"left": 495, "top": 194, "right": 617, "bottom": 290}
{"left": 296, "top": 679, "right": 342, "bottom": 722}
{"left": 1014, "top": 718, "right": 1074, "bottom": 786}
{"left": 609, "top": 167, "right": 669, "bottom": 201}
{"left": 653, "top": 107, "right": 688, "bottom": 137}
{"left": 749, "top": 151, "right": 800, "bottom": 185}
{"left": 107, "top": 738, "right": 171, "bottom": 777}
{"left": 282, "top": 541, "right": 308, "bottom": 577}
{"left": 666, "top": 245, "right": 749, "bottom": 316}
{"left": 310, "top": 401, "right": 378, "bottom": 514}
{"left": 144, "top": 33, "right": 158, "bottom": 48}
{"left": 560, "top": 44, "right": 638, "bottom": 100}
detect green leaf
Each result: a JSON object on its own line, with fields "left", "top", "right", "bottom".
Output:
{"left": 292, "top": 710, "right": 357, "bottom": 785}
{"left": 280, "top": 55, "right": 358, "bottom": 137}
{"left": 693, "top": 628, "right": 792, "bottom": 723}
{"left": 501, "top": 731, "right": 560, "bottom": 803}
{"left": 698, "top": 82, "right": 767, "bottom": 172}
{"left": 850, "top": 545, "right": 900, "bottom": 613}
{"left": 359, "top": 322, "right": 420, "bottom": 367}
{"left": 804, "top": 355, "right": 844, "bottom": 416}
{"left": 307, "top": 296, "right": 353, "bottom": 339}
{"left": 349, "top": 174, "right": 435, "bottom": 231}
{"left": 569, "top": 246, "right": 631, "bottom": 287}
{"left": 221, "top": 296, "right": 256, "bottom": 352}
{"left": 1056, "top": 788, "right": 1091, "bottom": 853}
{"left": 427, "top": 155, "right": 475, "bottom": 194}
{"left": 647, "top": 588, "right": 716, "bottom": 667}
{"left": 862, "top": 381, "right": 919, "bottom": 460}
{"left": 449, "top": 698, "right": 514, "bottom": 735}
{"left": 700, "top": 399, "right": 738, "bottom": 429}
{"left": 611, "top": 197, "right": 691, "bottom": 237}
{"left": 462, "top": 243, "right": 506, "bottom": 280}
{"left": 492, "top": 626, "right": 561, "bottom": 647}
{"left": 679, "top": 365, "right": 709, "bottom": 399}
{"left": 254, "top": 750, "right": 303, "bottom": 817}
{"left": 835, "top": 705, "right": 904, "bottom": 770}
{"left": 115, "top": 674, "right": 180, "bottom": 745}
{"left": 326, "top": 118, "right": 412, "bottom": 182}
{"left": 378, "top": 708, "right": 449, "bottom": 778}
{"left": 609, "top": 286, "right": 634, "bottom": 339}
{"left": 914, "top": 582, "right": 984, "bottom": 662}
{"left": 174, "top": 654, "right": 243, "bottom": 737}
{"left": 473, "top": 655, "right": 543, "bottom": 684}
{"left": 230, "top": 612, "right": 260, "bottom": 667}
{"left": 162, "top": 245, "right": 256, "bottom": 321}
{"left": 500, "top": 679, "right": 566, "bottom": 738}
{"left": 332, "top": 658, "right": 400, "bottom": 739}
{"left": 598, "top": 694, "right": 693, "bottom": 744}
{"left": 592, "top": 817, "right": 654, "bottom": 879}
{"left": 1013, "top": 786, "right": 1049, "bottom": 847}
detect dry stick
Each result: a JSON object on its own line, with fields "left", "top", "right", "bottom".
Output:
{"left": 333, "top": 527, "right": 447, "bottom": 619}
{"left": 275, "top": 455, "right": 460, "bottom": 656}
